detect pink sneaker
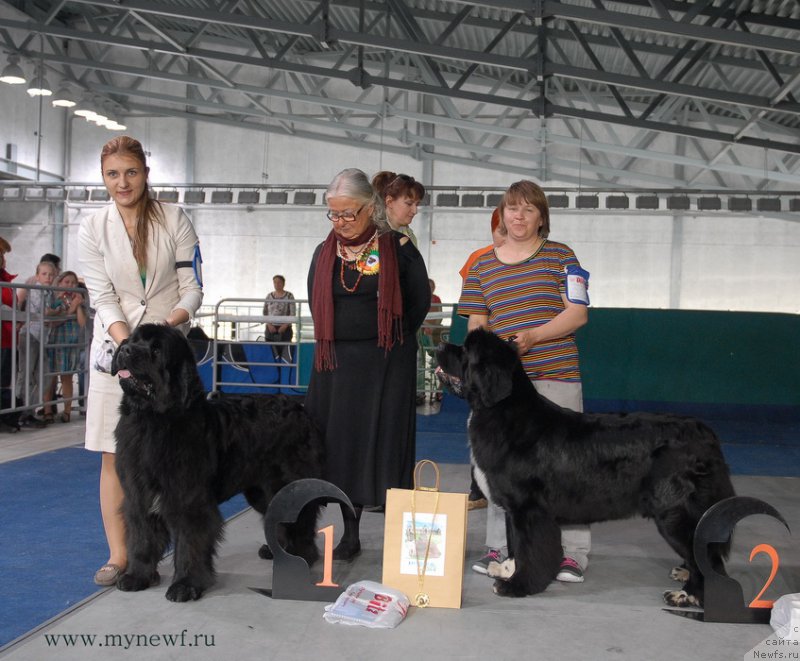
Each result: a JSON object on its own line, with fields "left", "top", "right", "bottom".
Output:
{"left": 556, "top": 557, "right": 584, "bottom": 583}
{"left": 471, "top": 549, "right": 504, "bottom": 575}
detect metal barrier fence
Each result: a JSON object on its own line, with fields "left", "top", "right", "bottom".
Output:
{"left": 194, "top": 299, "right": 457, "bottom": 399}
{"left": 0, "top": 289, "right": 457, "bottom": 423}
{"left": 0, "top": 282, "right": 90, "bottom": 424}
{"left": 201, "top": 298, "right": 311, "bottom": 394}
{"left": 417, "top": 304, "right": 454, "bottom": 403}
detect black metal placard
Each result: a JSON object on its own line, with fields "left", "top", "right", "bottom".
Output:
{"left": 255, "top": 478, "right": 355, "bottom": 602}
{"left": 665, "top": 496, "right": 791, "bottom": 623}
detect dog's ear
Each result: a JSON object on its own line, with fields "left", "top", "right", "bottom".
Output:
{"left": 178, "top": 359, "right": 195, "bottom": 408}
{"left": 465, "top": 355, "right": 513, "bottom": 407}
{"left": 176, "top": 345, "right": 204, "bottom": 408}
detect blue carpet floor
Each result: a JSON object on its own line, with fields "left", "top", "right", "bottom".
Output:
{"left": 1, "top": 394, "right": 798, "bottom": 647}
{"left": 0, "top": 449, "right": 247, "bottom": 648}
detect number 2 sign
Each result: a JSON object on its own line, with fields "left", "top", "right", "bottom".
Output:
{"left": 671, "top": 496, "right": 792, "bottom": 623}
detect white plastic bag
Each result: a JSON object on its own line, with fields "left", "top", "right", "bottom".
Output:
{"left": 771, "top": 594, "right": 800, "bottom": 640}
{"left": 93, "top": 338, "right": 116, "bottom": 373}
{"left": 323, "top": 581, "right": 409, "bottom": 628}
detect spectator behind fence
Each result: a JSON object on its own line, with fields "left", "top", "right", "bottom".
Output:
{"left": 263, "top": 274, "right": 296, "bottom": 362}
{"left": 16, "top": 253, "right": 61, "bottom": 311}
{"left": 76, "top": 278, "right": 92, "bottom": 415}
{"left": 43, "top": 271, "right": 87, "bottom": 424}
{"left": 16, "top": 261, "right": 60, "bottom": 428}
{"left": 0, "top": 237, "right": 19, "bottom": 431}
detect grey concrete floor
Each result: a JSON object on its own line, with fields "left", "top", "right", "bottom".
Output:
{"left": 0, "top": 423, "right": 797, "bottom": 661}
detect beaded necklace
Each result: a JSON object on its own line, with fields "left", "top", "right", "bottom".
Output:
{"left": 337, "top": 231, "right": 378, "bottom": 293}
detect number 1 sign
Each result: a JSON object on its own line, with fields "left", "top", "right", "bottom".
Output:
{"left": 253, "top": 478, "right": 355, "bottom": 602}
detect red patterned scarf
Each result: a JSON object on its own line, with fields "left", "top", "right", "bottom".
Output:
{"left": 311, "top": 227, "right": 403, "bottom": 371}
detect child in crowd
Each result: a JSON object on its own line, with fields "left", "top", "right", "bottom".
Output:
{"left": 16, "top": 261, "right": 59, "bottom": 426}
{"left": 43, "top": 271, "right": 86, "bottom": 423}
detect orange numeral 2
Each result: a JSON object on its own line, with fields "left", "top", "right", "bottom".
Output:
{"left": 749, "top": 543, "right": 780, "bottom": 609}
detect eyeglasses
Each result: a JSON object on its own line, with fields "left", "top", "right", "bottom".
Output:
{"left": 326, "top": 204, "right": 365, "bottom": 223}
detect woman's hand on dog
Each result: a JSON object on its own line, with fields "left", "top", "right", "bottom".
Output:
{"left": 511, "top": 329, "right": 537, "bottom": 355}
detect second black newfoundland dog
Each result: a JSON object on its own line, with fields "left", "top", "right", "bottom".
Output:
{"left": 112, "top": 324, "right": 323, "bottom": 602}
{"left": 436, "top": 329, "right": 735, "bottom": 606}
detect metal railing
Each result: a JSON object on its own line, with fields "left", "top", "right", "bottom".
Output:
{"left": 195, "top": 299, "right": 457, "bottom": 399}
{"left": 0, "top": 289, "right": 458, "bottom": 423}
{"left": 199, "top": 298, "right": 312, "bottom": 394}
{"left": 417, "top": 303, "right": 456, "bottom": 403}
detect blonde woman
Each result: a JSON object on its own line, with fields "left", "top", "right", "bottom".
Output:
{"left": 79, "top": 136, "right": 203, "bottom": 586}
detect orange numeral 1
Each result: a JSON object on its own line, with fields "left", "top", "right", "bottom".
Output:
{"left": 749, "top": 543, "right": 780, "bottom": 609}
{"left": 315, "top": 525, "right": 338, "bottom": 588}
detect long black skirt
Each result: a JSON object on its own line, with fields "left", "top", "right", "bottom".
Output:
{"left": 304, "top": 335, "right": 417, "bottom": 507}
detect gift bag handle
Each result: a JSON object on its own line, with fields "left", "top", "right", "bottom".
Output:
{"left": 413, "top": 459, "right": 440, "bottom": 492}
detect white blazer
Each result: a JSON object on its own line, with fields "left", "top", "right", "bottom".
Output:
{"left": 78, "top": 202, "right": 203, "bottom": 360}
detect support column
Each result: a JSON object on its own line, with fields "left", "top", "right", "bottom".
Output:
{"left": 418, "top": 95, "right": 435, "bottom": 267}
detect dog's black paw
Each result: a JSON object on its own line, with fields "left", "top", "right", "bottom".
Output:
{"left": 492, "top": 578, "right": 529, "bottom": 598}
{"left": 290, "top": 542, "right": 319, "bottom": 567}
{"left": 166, "top": 579, "right": 205, "bottom": 602}
{"left": 117, "top": 571, "right": 159, "bottom": 592}
{"left": 259, "top": 542, "right": 318, "bottom": 566}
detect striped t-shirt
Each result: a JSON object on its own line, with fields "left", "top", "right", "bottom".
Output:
{"left": 458, "top": 240, "right": 584, "bottom": 382}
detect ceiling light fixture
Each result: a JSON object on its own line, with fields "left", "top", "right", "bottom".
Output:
{"left": 90, "top": 98, "right": 108, "bottom": 125}
{"left": 73, "top": 94, "right": 97, "bottom": 119}
{"left": 26, "top": 65, "right": 53, "bottom": 96}
{"left": 0, "top": 54, "right": 26, "bottom": 85}
{"left": 96, "top": 100, "right": 127, "bottom": 130}
{"left": 51, "top": 84, "right": 76, "bottom": 107}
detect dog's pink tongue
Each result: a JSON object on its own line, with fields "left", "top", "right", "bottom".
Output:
{"left": 117, "top": 369, "right": 131, "bottom": 379}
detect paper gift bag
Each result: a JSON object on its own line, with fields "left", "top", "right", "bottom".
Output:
{"left": 381, "top": 460, "right": 468, "bottom": 609}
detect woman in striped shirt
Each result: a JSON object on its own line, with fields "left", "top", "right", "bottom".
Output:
{"left": 458, "top": 180, "right": 591, "bottom": 585}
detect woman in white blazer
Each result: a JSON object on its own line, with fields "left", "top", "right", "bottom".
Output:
{"left": 78, "top": 136, "right": 203, "bottom": 587}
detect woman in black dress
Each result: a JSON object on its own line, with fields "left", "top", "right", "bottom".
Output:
{"left": 306, "top": 168, "right": 430, "bottom": 560}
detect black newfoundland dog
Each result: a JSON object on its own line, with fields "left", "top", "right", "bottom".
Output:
{"left": 436, "top": 329, "right": 735, "bottom": 606}
{"left": 112, "top": 324, "right": 323, "bottom": 602}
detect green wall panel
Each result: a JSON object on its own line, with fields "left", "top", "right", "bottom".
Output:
{"left": 577, "top": 309, "right": 799, "bottom": 407}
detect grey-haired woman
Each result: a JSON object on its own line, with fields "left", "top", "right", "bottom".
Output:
{"left": 305, "top": 168, "right": 430, "bottom": 560}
